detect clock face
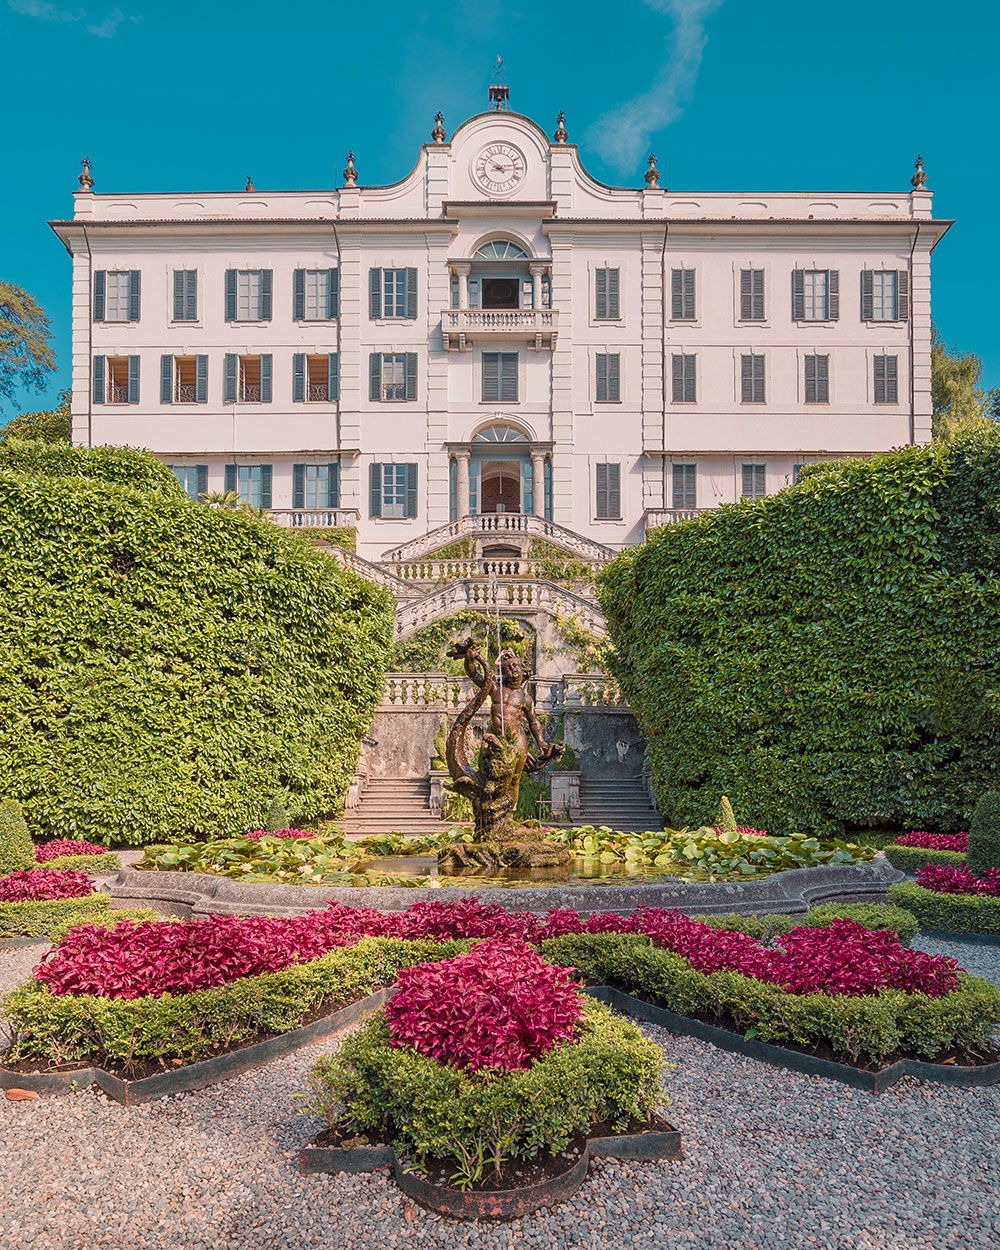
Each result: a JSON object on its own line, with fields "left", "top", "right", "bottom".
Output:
{"left": 474, "top": 143, "right": 527, "bottom": 195}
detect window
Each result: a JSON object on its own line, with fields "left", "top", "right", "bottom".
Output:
{"left": 482, "top": 352, "right": 519, "bottom": 403}
{"left": 792, "top": 269, "right": 839, "bottom": 321}
{"left": 671, "top": 354, "right": 697, "bottom": 403}
{"left": 294, "top": 268, "right": 339, "bottom": 320}
{"left": 93, "top": 355, "right": 139, "bottom": 404}
{"left": 224, "top": 269, "right": 272, "bottom": 321}
{"left": 742, "top": 463, "right": 767, "bottom": 499}
{"left": 172, "top": 270, "right": 198, "bottom": 321}
{"left": 792, "top": 463, "right": 806, "bottom": 484}
{"left": 169, "top": 465, "right": 208, "bottom": 499}
{"left": 595, "top": 353, "right": 621, "bottom": 403}
{"left": 740, "top": 268, "right": 765, "bottom": 320}
{"left": 369, "top": 353, "right": 416, "bottom": 402}
{"left": 93, "top": 270, "right": 140, "bottom": 323}
{"left": 160, "top": 355, "right": 208, "bottom": 404}
{"left": 293, "top": 464, "right": 340, "bottom": 510}
{"left": 672, "top": 463, "right": 697, "bottom": 510}
{"left": 369, "top": 267, "right": 417, "bottom": 319}
{"left": 293, "top": 354, "right": 339, "bottom": 402}
{"left": 595, "top": 463, "right": 622, "bottom": 519}
{"left": 671, "top": 269, "right": 696, "bottom": 320}
{"left": 803, "top": 354, "right": 830, "bottom": 404}
{"left": 740, "top": 353, "right": 766, "bottom": 403}
{"left": 224, "top": 464, "right": 272, "bottom": 509}
{"left": 475, "top": 241, "right": 528, "bottom": 259}
{"left": 873, "top": 354, "right": 899, "bottom": 404}
{"left": 595, "top": 267, "right": 620, "bottom": 320}
{"left": 224, "top": 354, "right": 272, "bottom": 403}
{"left": 862, "top": 270, "right": 908, "bottom": 322}
{"left": 370, "top": 463, "right": 417, "bottom": 518}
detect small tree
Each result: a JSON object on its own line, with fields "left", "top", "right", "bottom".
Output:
{"left": 0, "top": 389, "right": 70, "bottom": 443}
{"left": 932, "top": 329, "right": 993, "bottom": 438}
{"left": 0, "top": 282, "right": 56, "bottom": 417}
{"left": 0, "top": 799, "right": 35, "bottom": 876}
{"left": 966, "top": 791, "right": 1000, "bottom": 875}
{"left": 263, "top": 796, "right": 291, "bottom": 832}
{"left": 717, "top": 795, "right": 738, "bottom": 834}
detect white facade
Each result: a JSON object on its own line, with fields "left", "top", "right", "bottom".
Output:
{"left": 53, "top": 109, "right": 950, "bottom": 561}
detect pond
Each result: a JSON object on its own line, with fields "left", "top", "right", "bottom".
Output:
{"left": 353, "top": 854, "right": 760, "bottom": 888}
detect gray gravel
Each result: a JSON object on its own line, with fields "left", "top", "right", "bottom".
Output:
{"left": 2, "top": 937, "right": 998, "bottom": 1250}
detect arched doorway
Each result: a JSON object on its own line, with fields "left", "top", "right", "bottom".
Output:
{"left": 471, "top": 424, "right": 529, "bottom": 515}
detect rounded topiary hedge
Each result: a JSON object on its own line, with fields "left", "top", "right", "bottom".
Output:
{"left": 0, "top": 441, "right": 395, "bottom": 844}
{"left": 967, "top": 791, "right": 1000, "bottom": 875}
{"left": 887, "top": 880, "right": 1000, "bottom": 937}
{"left": 883, "top": 844, "right": 967, "bottom": 873}
{"left": 599, "top": 428, "right": 1000, "bottom": 836}
{"left": 0, "top": 799, "right": 35, "bottom": 875}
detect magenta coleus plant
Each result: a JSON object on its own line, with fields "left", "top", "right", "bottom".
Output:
{"left": 384, "top": 939, "right": 583, "bottom": 1072}
{"left": 895, "top": 831, "right": 969, "bottom": 853}
{"left": 0, "top": 869, "right": 95, "bottom": 902}
{"left": 245, "top": 828, "right": 316, "bottom": 840}
{"left": 917, "top": 864, "right": 1000, "bottom": 897}
{"left": 34, "top": 839, "right": 109, "bottom": 862}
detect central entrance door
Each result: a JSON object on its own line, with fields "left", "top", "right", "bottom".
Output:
{"left": 479, "top": 460, "right": 522, "bottom": 513}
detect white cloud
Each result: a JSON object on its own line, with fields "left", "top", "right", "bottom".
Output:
{"left": 87, "top": 6, "right": 135, "bottom": 37}
{"left": 7, "top": 0, "right": 139, "bottom": 36}
{"left": 588, "top": 0, "right": 724, "bottom": 174}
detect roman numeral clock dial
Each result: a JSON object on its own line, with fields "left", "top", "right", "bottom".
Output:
{"left": 473, "top": 143, "right": 527, "bottom": 195}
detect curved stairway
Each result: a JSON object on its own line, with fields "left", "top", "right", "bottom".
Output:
{"left": 339, "top": 777, "right": 455, "bottom": 838}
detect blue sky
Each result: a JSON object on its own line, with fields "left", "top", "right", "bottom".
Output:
{"left": 2, "top": 0, "right": 997, "bottom": 419}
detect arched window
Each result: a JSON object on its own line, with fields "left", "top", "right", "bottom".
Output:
{"left": 474, "top": 240, "right": 529, "bottom": 260}
{"left": 473, "top": 424, "right": 528, "bottom": 444}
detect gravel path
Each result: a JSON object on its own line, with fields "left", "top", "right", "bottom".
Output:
{"left": 2, "top": 938, "right": 998, "bottom": 1250}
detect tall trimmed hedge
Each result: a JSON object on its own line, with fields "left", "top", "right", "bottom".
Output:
{"left": 0, "top": 443, "right": 395, "bottom": 844}
{"left": 598, "top": 428, "right": 1000, "bottom": 836}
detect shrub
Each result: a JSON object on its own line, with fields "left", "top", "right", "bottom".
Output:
{"left": 0, "top": 443, "right": 395, "bottom": 844}
{"left": 0, "top": 799, "right": 35, "bottom": 875}
{"left": 888, "top": 880, "right": 1000, "bottom": 937}
{"left": 967, "top": 791, "right": 1000, "bottom": 874}
{"left": 0, "top": 869, "right": 95, "bottom": 902}
{"left": 40, "top": 853, "right": 121, "bottom": 874}
{"left": 35, "top": 839, "right": 110, "bottom": 862}
{"left": 385, "top": 940, "right": 583, "bottom": 1072}
{"left": 717, "top": 795, "right": 738, "bottom": 835}
{"left": 916, "top": 864, "right": 1000, "bottom": 896}
{"left": 599, "top": 428, "right": 1000, "bottom": 835}
{"left": 0, "top": 894, "right": 114, "bottom": 939}
{"left": 884, "top": 844, "right": 968, "bottom": 873}
{"left": 311, "top": 998, "right": 662, "bottom": 1179}
{"left": 3, "top": 937, "right": 468, "bottom": 1070}
{"left": 798, "top": 902, "right": 919, "bottom": 945}
{"left": 895, "top": 832, "right": 969, "bottom": 853}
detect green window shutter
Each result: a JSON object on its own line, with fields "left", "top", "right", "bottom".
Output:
{"left": 224, "top": 464, "right": 237, "bottom": 494}
{"left": 671, "top": 353, "right": 684, "bottom": 402}
{"left": 672, "top": 269, "right": 695, "bottom": 319}
{"left": 482, "top": 353, "right": 500, "bottom": 402}
{"left": 500, "top": 353, "right": 517, "bottom": 402}
{"left": 328, "top": 353, "right": 340, "bottom": 400}
{"left": 369, "top": 268, "right": 382, "bottom": 319}
{"left": 127, "top": 271, "right": 141, "bottom": 321}
{"left": 93, "top": 270, "right": 106, "bottom": 321}
{"left": 827, "top": 270, "right": 839, "bottom": 320}
{"left": 595, "top": 462, "right": 608, "bottom": 517}
{"left": 292, "top": 354, "right": 306, "bottom": 403}
{"left": 897, "top": 270, "right": 909, "bottom": 321}
{"left": 224, "top": 354, "right": 237, "bottom": 403}
{"left": 127, "top": 356, "right": 140, "bottom": 404}
{"left": 173, "top": 270, "right": 185, "bottom": 321}
{"left": 328, "top": 269, "right": 340, "bottom": 318}
{"left": 740, "top": 354, "right": 753, "bottom": 402}
{"left": 860, "top": 270, "right": 874, "bottom": 321}
{"left": 293, "top": 270, "right": 305, "bottom": 320}
{"left": 817, "top": 354, "right": 829, "bottom": 401}
{"left": 259, "top": 354, "right": 272, "bottom": 402}
{"left": 405, "top": 353, "right": 417, "bottom": 401}
{"left": 607, "top": 353, "right": 621, "bottom": 401}
{"left": 885, "top": 355, "right": 898, "bottom": 402}
{"left": 682, "top": 355, "right": 696, "bottom": 403}
{"left": 260, "top": 270, "right": 273, "bottom": 320}
{"left": 804, "top": 354, "right": 816, "bottom": 402}
{"left": 195, "top": 355, "right": 208, "bottom": 403}
{"left": 739, "top": 269, "right": 753, "bottom": 320}
{"left": 369, "top": 353, "right": 381, "bottom": 401}
{"left": 405, "top": 463, "right": 418, "bottom": 517}
{"left": 596, "top": 354, "right": 608, "bottom": 402}
{"left": 196, "top": 465, "right": 208, "bottom": 497}
{"left": 369, "top": 463, "right": 383, "bottom": 516}
{"left": 160, "top": 355, "right": 173, "bottom": 403}
{"left": 595, "top": 268, "right": 607, "bottom": 319}
{"left": 791, "top": 270, "right": 805, "bottom": 320}
{"left": 259, "top": 465, "right": 272, "bottom": 510}
{"left": 607, "top": 268, "right": 620, "bottom": 319}
{"left": 329, "top": 462, "right": 340, "bottom": 508}
{"left": 292, "top": 464, "right": 305, "bottom": 509}
{"left": 405, "top": 268, "right": 418, "bottom": 319}
{"left": 184, "top": 270, "right": 198, "bottom": 320}
{"left": 224, "top": 270, "right": 237, "bottom": 321}
{"left": 92, "top": 355, "right": 105, "bottom": 403}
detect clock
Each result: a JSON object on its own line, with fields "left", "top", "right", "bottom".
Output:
{"left": 473, "top": 143, "right": 527, "bottom": 195}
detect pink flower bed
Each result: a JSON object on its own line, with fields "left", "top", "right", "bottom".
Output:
{"left": 895, "top": 832, "right": 969, "bottom": 853}
{"left": 0, "top": 869, "right": 95, "bottom": 903}
{"left": 916, "top": 864, "right": 1000, "bottom": 897}
{"left": 34, "top": 896, "right": 959, "bottom": 1001}
{"left": 245, "top": 828, "right": 316, "bottom": 840}
{"left": 385, "top": 939, "right": 583, "bottom": 1072}
{"left": 34, "top": 839, "right": 109, "bottom": 862}
{"left": 713, "top": 826, "right": 769, "bottom": 837}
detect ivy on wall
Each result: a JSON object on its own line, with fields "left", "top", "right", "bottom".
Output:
{"left": 391, "top": 611, "right": 535, "bottom": 673}
{"left": 598, "top": 428, "right": 1000, "bottom": 836}
{"left": 0, "top": 441, "right": 395, "bottom": 844}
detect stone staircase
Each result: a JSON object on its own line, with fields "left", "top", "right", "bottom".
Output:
{"left": 577, "top": 776, "right": 663, "bottom": 833}
{"left": 339, "top": 777, "right": 455, "bottom": 839}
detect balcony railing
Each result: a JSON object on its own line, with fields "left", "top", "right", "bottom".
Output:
{"left": 442, "top": 307, "right": 558, "bottom": 350}
{"left": 268, "top": 508, "right": 359, "bottom": 530}
{"left": 307, "top": 383, "right": 329, "bottom": 402}
{"left": 238, "top": 384, "right": 261, "bottom": 403}
{"left": 644, "top": 508, "right": 709, "bottom": 529}
{"left": 107, "top": 385, "right": 130, "bottom": 404}
{"left": 175, "top": 384, "right": 197, "bottom": 403}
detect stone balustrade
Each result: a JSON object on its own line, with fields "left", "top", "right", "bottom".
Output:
{"left": 643, "top": 508, "right": 708, "bottom": 530}
{"left": 381, "top": 513, "right": 616, "bottom": 566}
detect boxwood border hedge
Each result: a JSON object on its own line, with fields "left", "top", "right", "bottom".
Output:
{"left": 887, "top": 880, "right": 1000, "bottom": 937}
{"left": 883, "top": 844, "right": 966, "bottom": 873}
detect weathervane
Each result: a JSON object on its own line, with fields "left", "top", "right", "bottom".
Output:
{"left": 432, "top": 111, "right": 446, "bottom": 144}
{"left": 911, "top": 154, "right": 928, "bottom": 189}
{"left": 343, "top": 151, "right": 358, "bottom": 186}
{"left": 488, "top": 55, "right": 509, "bottom": 110}
{"left": 78, "top": 156, "right": 94, "bottom": 190}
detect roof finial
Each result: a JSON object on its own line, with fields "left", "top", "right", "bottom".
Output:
{"left": 245, "top": 175, "right": 256, "bottom": 192}
{"left": 431, "top": 111, "right": 446, "bottom": 144}
{"left": 911, "top": 154, "right": 928, "bottom": 189}
{"left": 78, "top": 156, "right": 94, "bottom": 190}
{"left": 488, "top": 54, "right": 509, "bottom": 110}
{"left": 553, "top": 111, "right": 568, "bottom": 144}
{"left": 644, "top": 153, "right": 660, "bottom": 188}
{"left": 343, "top": 151, "right": 358, "bottom": 186}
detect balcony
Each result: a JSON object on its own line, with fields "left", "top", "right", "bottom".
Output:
{"left": 643, "top": 508, "right": 710, "bottom": 531}
{"left": 269, "top": 508, "right": 359, "bottom": 531}
{"left": 441, "top": 307, "right": 558, "bottom": 351}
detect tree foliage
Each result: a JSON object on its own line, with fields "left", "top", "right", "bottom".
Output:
{"left": 932, "top": 328, "right": 1000, "bottom": 438}
{"left": 0, "top": 282, "right": 56, "bottom": 415}
{"left": 598, "top": 426, "right": 1000, "bottom": 836}
{"left": 0, "top": 443, "right": 395, "bottom": 844}
{"left": 0, "top": 389, "right": 70, "bottom": 444}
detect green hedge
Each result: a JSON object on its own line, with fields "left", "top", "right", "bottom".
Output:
{"left": 0, "top": 443, "right": 395, "bottom": 844}
{"left": 598, "top": 428, "right": 1000, "bottom": 836}
{"left": 968, "top": 790, "right": 1000, "bottom": 875}
{"left": 0, "top": 893, "right": 113, "bottom": 939}
{"left": 0, "top": 798, "right": 34, "bottom": 875}
{"left": 699, "top": 903, "right": 918, "bottom": 945}
{"left": 42, "top": 907, "right": 164, "bottom": 943}
{"left": 539, "top": 933, "right": 1000, "bottom": 1064}
{"left": 2, "top": 937, "right": 469, "bottom": 1069}
{"left": 883, "top": 844, "right": 967, "bottom": 873}
{"left": 310, "top": 998, "right": 662, "bottom": 1176}
{"left": 42, "top": 853, "right": 121, "bottom": 875}
{"left": 887, "top": 880, "right": 1000, "bottom": 936}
